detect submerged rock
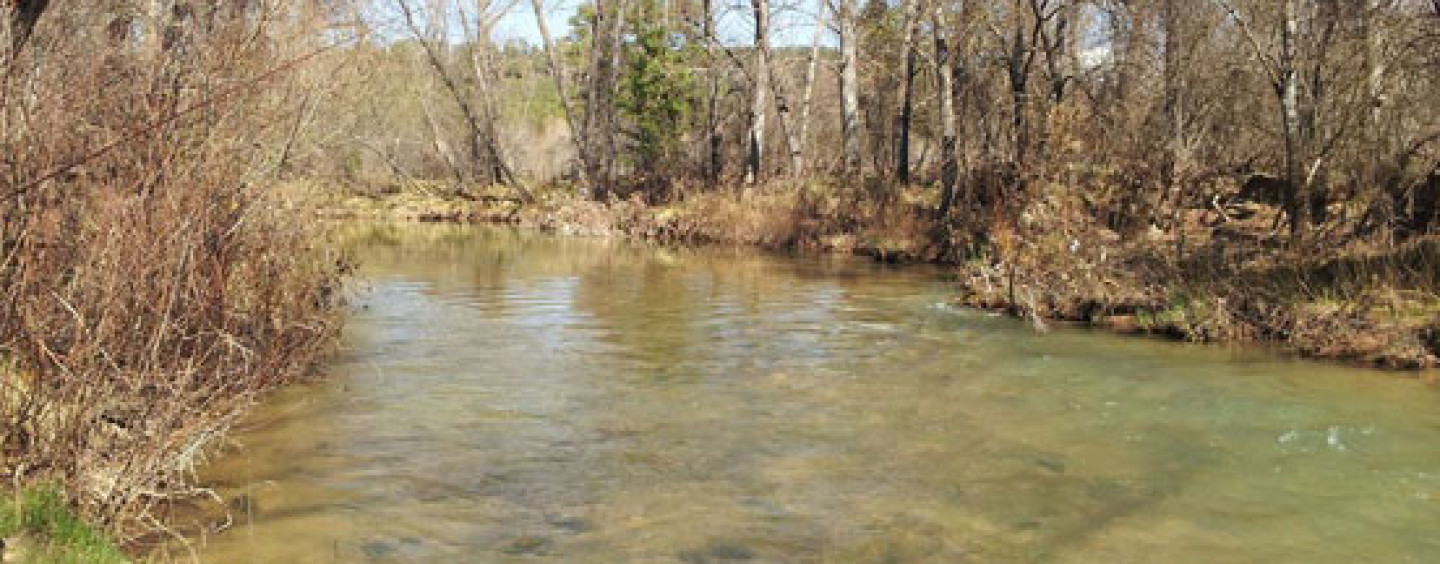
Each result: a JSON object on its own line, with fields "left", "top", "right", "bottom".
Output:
{"left": 360, "top": 540, "right": 398, "bottom": 559}
{"left": 359, "top": 537, "right": 422, "bottom": 560}
{"left": 1013, "top": 519, "right": 1043, "bottom": 531}
{"left": 1035, "top": 456, "right": 1067, "bottom": 474}
{"left": 679, "top": 541, "right": 756, "bottom": 562}
{"left": 548, "top": 515, "right": 590, "bottom": 534}
{"left": 503, "top": 535, "right": 553, "bottom": 556}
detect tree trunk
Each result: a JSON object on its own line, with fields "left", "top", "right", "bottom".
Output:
{"left": 933, "top": 1, "right": 958, "bottom": 219}
{"left": 581, "top": 0, "right": 606, "bottom": 188}
{"left": 703, "top": 0, "right": 722, "bottom": 183}
{"left": 1364, "top": 0, "right": 1385, "bottom": 205}
{"left": 528, "top": 0, "right": 592, "bottom": 193}
{"left": 1109, "top": 2, "right": 1133, "bottom": 105}
{"left": 1041, "top": 0, "right": 1071, "bottom": 105}
{"left": 466, "top": 18, "right": 519, "bottom": 188}
{"left": 794, "top": 9, "right": 825, "bottom": 177}
{"left": 770, "top": 65, "right": 801, "bottom": 179}
{"left": 396, "top": 1, "right": 487, "bottom": 183}
{"left": 838, "top": 0, "right": 862, "bottom": 173}
{"left": 1280, "top": 0, "right": 1308, "bottom": 240}
{"left": 7, "top": 0, "right": 48, "bottom": 55}
{"left": 421, "top": 95, "right": 467, "bottom": 186}
{"left": 582, "top": 0, "right": 625, "bottom": 196}
{"left": 1007, "top": 12, "right": 1030, "bottom": 169}
{"left": 1366, "top": 0, "right": 1384, "bottom": 142}
{"left": 1028, "top": 0, "right": 1069, "bottom": 163}
{"left": 896, "top": 0, "right": 922, "bottom": 184}
{"left": 1161, "top": 0, "right": 1184, "bottom": 197}
{"left": 746, "top": 0, "right": 770, "bottom": 185}
{"left": 602, "top": 0, "right": 628, "bottom": 185}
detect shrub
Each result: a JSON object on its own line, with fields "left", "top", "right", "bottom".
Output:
{"left": 0, "top": 2, "right": 345, "bottom": 542}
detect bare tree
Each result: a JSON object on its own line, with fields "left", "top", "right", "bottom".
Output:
{"left": 703, "top": 0, "right": 723, "bottom": 182}
{"left": 837, "top": 0, "right": 862, "bottom": 173}
{"left": 1161, "top": 0, "right": 1187, "bottom": 196}
{"left": 896, "top": 0, "right": 922, "bottom": 184}
{"left": 934, "top": 0, "right": 959, "bottom": 218}
{"left": 1213, "top": 0, "right": 1311, "bottom": 239}
{"left": 528, "top": 0, "right": 591, "bottom": 192}
{"left": 394, "top": 0, "right": 525, "bottom": 198}
{"left": 794, "top": 7, "right": 827, "bottom": 177}
{"left": 1280, "top": 0, "right": 1316, "bottom": 240}
{"left": 746, "top": 0, "right": 771, "bottom": 184}
{"left": 459, "top": 0, "right": 523, "bottom": 189}
{"left": 1002, "top": 0, "right": 1042, "bottom": 168}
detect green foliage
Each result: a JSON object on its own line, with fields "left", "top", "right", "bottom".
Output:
{"left": 498, "top": 76, "right": 565, "bottom": 129}
{"left": 0, "top": 488, "right": 129, "bottom": 563}
{"left": 563, "top": 4, "right": 596, "bottom": 68}
{"left": 615, "top": 16, "right": 696, "bottom": 177}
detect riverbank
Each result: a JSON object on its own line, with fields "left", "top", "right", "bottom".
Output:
{"left": 0, "top": 489, "right": 128, "bottom": 563}
{"left": 1, "top": 181, "right": 345, "bottom": 552}
{"left": 308, "top": 180, "right": 1440, "bottom": 373}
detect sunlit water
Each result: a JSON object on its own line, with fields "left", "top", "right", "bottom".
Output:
{"left": 190, "top": 223, "right": 1440, "bottom": 563}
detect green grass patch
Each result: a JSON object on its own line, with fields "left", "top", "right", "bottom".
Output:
{"left": 0, "top": 488, "right": 129, "bottom": 563}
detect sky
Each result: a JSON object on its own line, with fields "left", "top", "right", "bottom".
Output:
{"left": 369, "top": 0, "right": 1118, "bottom": 64}
{"left": 374, "top": 0, "right": 832, "bottom": 48}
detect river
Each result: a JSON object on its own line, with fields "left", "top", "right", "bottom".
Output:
{"left": 190, "top": 222, "right": 1440, "bottom": 563}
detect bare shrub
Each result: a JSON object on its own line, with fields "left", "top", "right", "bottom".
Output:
{"left": 1, "top": 1, "right": 346, "bottom": 541}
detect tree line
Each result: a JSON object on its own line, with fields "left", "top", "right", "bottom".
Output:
{"left": 330, "top": 0, "right": 1438, "bottom": 248}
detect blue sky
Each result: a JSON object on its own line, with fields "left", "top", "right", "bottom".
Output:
{"left": 481, "top": 0, "right": 830, "bottom": 48}
{"left": 372, "top": 1, "right": 1117, "bottom": 61}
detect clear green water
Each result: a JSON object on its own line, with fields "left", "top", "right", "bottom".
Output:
{"left": 192, "top": 223, "right": 1440, "bottom": 563}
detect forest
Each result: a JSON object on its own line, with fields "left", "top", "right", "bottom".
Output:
{"left": 311, "top": 0, "right": 1440, "bottom": 240}
{"left": 0, "top": 0, "right": 1437, "bottom": 556}
{"left": 312, "top": 0, "right": 1440, "bottom": 366}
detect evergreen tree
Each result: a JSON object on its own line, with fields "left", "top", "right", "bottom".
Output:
{"left": 615, "top": 8, "right": 696, "bottom": 193}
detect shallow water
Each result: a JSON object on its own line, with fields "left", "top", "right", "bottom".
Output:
{"left": 192, "top": 223, "right": 1440, "bottom": 563}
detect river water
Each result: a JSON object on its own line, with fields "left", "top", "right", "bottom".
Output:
{"left": 191, "top": 223, "right": 1440, "bottom": 563}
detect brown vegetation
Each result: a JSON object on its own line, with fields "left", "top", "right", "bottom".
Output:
{"left": 1, "top": 0, "right": 347, "bottom": 545}
{"left": 299, "top": 0, "right": 1439, "bottom": 372}
{"left": 323, "top": 175, "right": 1440, "bottom": 370}
{"left": 1, "top": 0, "right": 1437, "bottom": 549}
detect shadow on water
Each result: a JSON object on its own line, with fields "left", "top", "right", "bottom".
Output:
{"left": 182, "top": 222, "right": 1440, "bottom": 563}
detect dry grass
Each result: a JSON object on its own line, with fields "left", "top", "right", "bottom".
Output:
{"left": 1, "top": 4, "right": 345, "bottom": 545}
{"left": 952, "top": 178, "right": 1440, "bottom": 370}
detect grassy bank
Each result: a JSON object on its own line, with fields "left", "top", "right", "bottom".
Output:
{"left": 311, "top": 179, "right": 1440, "bottom": 373}
{"left": 0, "top": 489, "right": 128, "bottom": 563}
